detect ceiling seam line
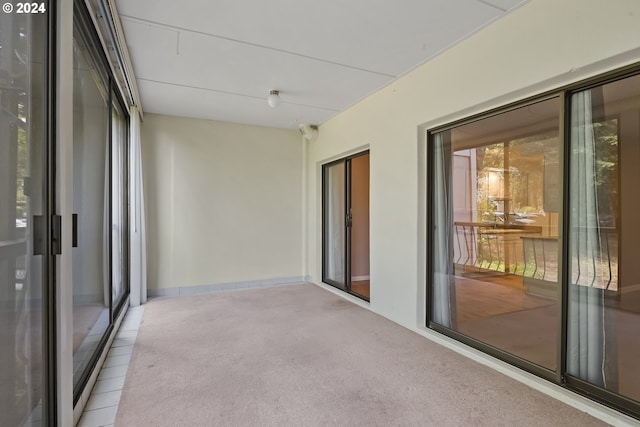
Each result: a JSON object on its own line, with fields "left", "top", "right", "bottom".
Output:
{"left": 120, "top": 14, "right": 396, "bottom": 78}
{"left": 137, "top": 78, "right": 341, "bottom": 112}
{"left": 475, "top": 0, "right": 508, "bottom": 12}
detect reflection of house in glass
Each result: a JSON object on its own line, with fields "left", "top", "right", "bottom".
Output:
{"left": 452, "top": 117, "right": 560, "bottom": 299}
{"left": 452, "top": 127, "right": 619, "bottom": 295}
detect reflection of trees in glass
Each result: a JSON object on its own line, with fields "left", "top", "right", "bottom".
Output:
{"left": 593, "top": 119, "right": 618, "bottom": 228}
{"left": 476, "top": 143, "right": 503, "bottom": 222}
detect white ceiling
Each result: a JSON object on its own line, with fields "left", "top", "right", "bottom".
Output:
{"left": 115, "top": 0, "right": 529, "bottom": 129}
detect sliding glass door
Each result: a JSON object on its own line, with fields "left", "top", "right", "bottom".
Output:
{"left": 566, "top": 73, "right": 640, "bottom": 405}
{"left": 72, "top": 14, "right": 110, "bottom": 390}
{"left": 71, "top": 1, "right": 130, "bottom": 402}
{"left": 429, "top": 98, "right": 561, "bottom": 372}
{"left": 323, "top": 152, "right": 370, "bottom": 300}
{"left": 0, "top": 5, "right": 54, "bottom": 426}
{"left": 428, "top": 70, "right": 640, "bottom": 417}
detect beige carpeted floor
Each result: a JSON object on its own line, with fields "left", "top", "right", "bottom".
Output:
{"left": 115, "top": 284, "right": 608, "bottom": 427}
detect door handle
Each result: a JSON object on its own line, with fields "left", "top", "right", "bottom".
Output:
{"left": 72, "top": 214, "right": 78, "bottom": 248}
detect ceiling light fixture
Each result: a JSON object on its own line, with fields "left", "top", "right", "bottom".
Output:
{"left": 267, "top": 89, "right": 280, "bottom": 108}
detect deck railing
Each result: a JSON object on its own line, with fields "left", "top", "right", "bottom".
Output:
{"left": 453, "top": 222, "right": 541, "bottom": 275}
{"left": 453, "top": 222, "right": 618, "bottom": 291}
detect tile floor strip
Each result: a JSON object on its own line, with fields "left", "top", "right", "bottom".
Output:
{"left": 77, "top": 305, "right": 144, "bottom": 427}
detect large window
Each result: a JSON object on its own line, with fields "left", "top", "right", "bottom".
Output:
{"left": 428, "top": 71, "right": 640, "bottom": 417}
{"left": 72, "top": 2, "right": 130, "bottom": 401}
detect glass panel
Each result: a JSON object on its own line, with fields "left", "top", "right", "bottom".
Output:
{"left": 349, "top": 154, "right": 370, "bottom": 299}
{"left": 111, "top": 98, "right": 127, "bottom": 306}
{"left": 431, "top": 98, "right": 561, "bottom": 370}
{"left": 567, "top": 74, "right": 640, "bottom": 402}
{"left": 323, "top": 162, "right": 346, "bottom": 287}
{"left": 0, "top": 8, "right": 48, "bottom": 426}
{"left": 72, "top": 23, "right": 110, "bottom": 389}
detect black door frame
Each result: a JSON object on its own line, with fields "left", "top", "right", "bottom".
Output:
{"left": 322, "top": 150, "right": 369, "bottom": 301}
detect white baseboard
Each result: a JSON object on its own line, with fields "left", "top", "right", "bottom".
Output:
{"left": 147, "top": 276, "right": 308, "bottom": 298}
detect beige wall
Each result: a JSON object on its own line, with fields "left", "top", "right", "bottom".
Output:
{"left": 305, "top": 0, "right": 640, "bottom": 327}
{"left": 142, "top": 114, "right": 303, "bottom": 290}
